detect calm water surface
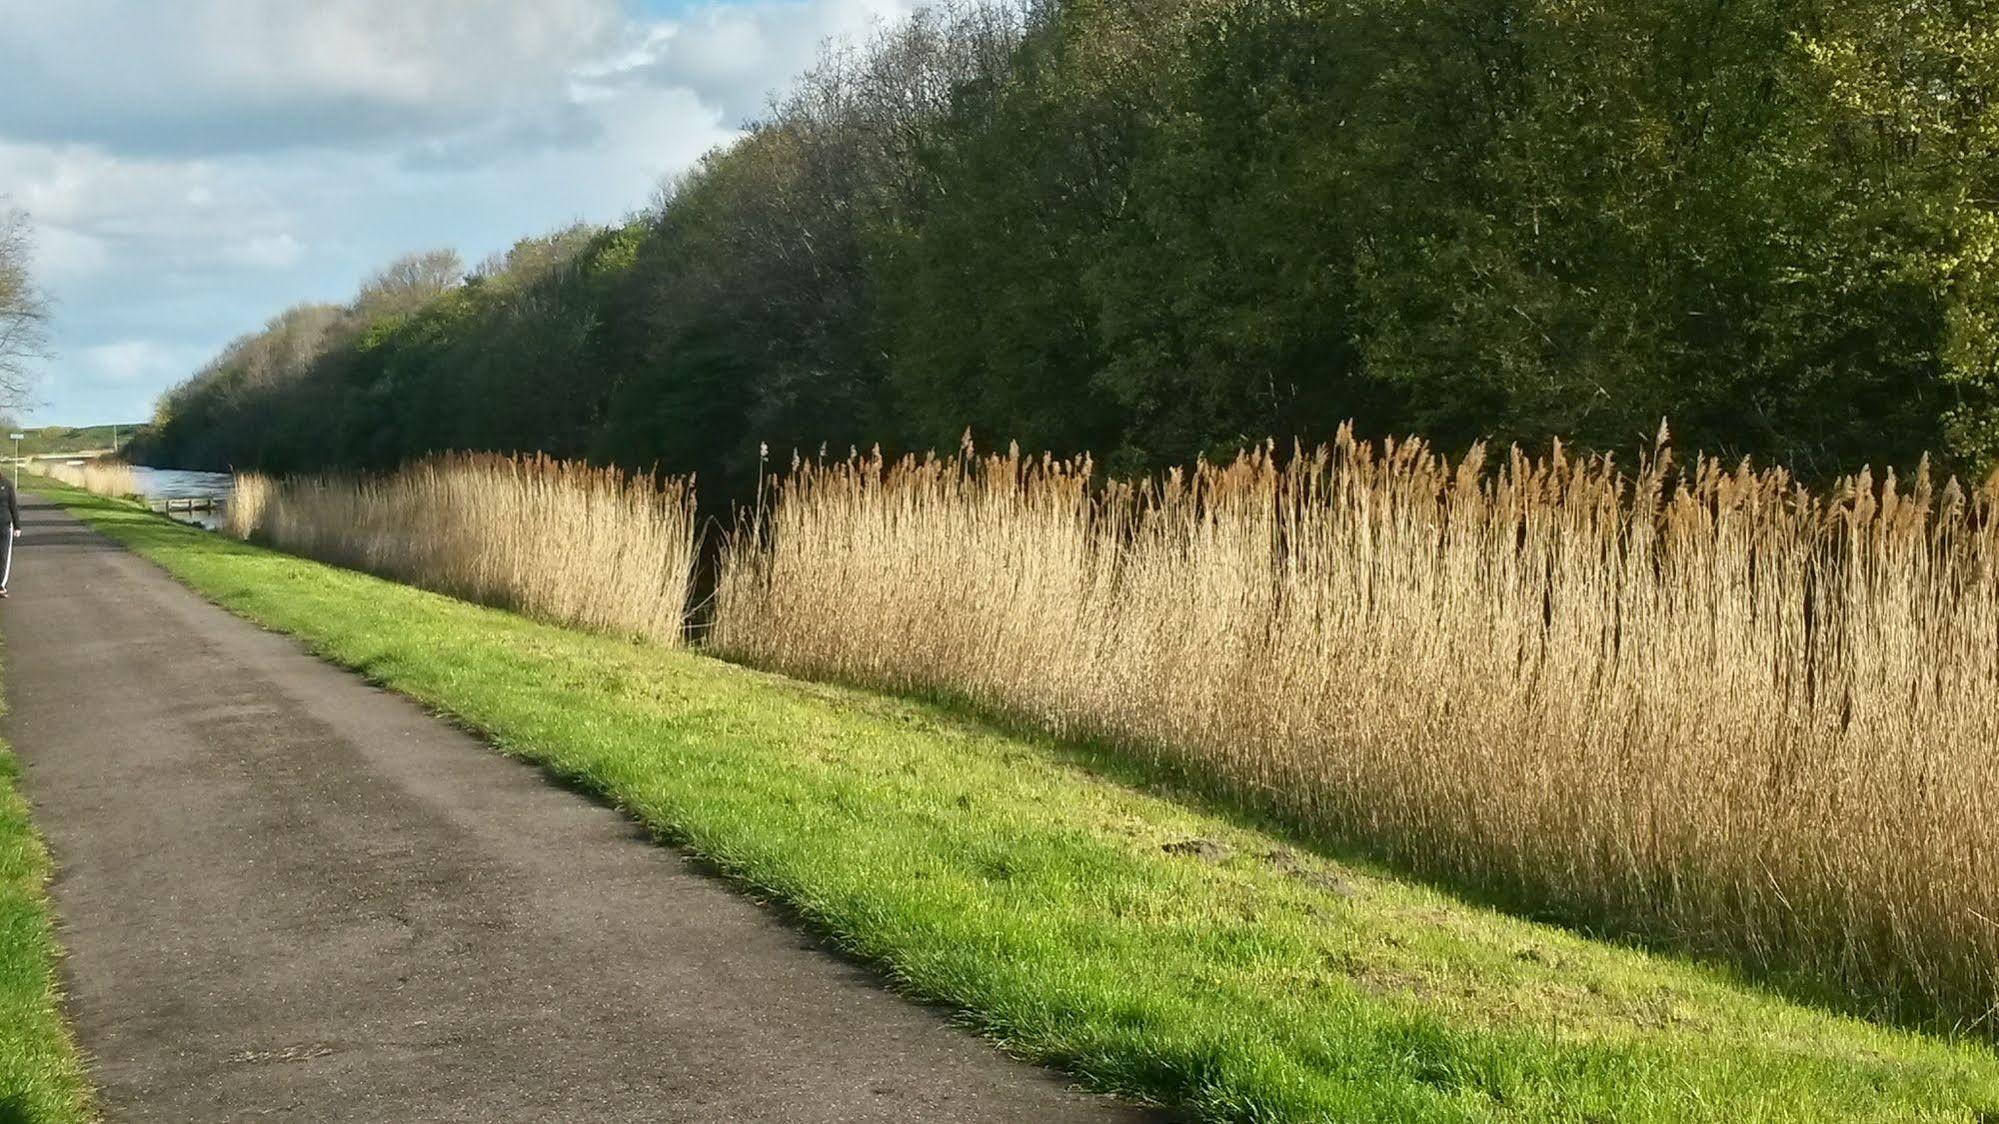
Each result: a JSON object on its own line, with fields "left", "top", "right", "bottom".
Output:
{"left": 129, "top": 466, "right": 233, "bottom": 528}
{"left": 130, "top": 466, "right": 233, "bottom": 500}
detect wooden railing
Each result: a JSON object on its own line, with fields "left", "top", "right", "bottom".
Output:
{"left": 147, "top": 497, "right": 224, "bottom": 515}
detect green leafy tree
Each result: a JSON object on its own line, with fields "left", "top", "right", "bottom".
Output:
{"left": 136, "top": 0, "right": 1999, "bottom": 491}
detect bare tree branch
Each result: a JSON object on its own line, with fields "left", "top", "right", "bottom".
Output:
{"left": 0, "top": 207, "right": 49, "bottom": 412}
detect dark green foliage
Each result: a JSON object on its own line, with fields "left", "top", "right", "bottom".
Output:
{"left": 135, "top": 0, "right": 1999, "bottom": 494}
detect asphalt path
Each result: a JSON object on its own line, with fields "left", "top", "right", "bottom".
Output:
{"left": 3, "top": 494, "right": 1148, "bottom": 1122}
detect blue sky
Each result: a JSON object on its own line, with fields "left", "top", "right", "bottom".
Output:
{"left": 0, "top": 0, "right": 910, "bottom": 425}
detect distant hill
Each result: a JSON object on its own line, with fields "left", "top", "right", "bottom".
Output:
{"left": 10, "top": 424, "right": 149, "bottom": 458}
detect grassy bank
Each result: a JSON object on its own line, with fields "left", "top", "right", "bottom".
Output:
{"left": 0, "top": 649, "right": 94, "bottom": 1122}
{"left": 33, "top": 480, "right": 1999, "bottom": 1122}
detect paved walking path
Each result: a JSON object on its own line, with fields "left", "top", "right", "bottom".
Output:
{"left": 3, "top": 495, "right": 1146, "bottom": 1122}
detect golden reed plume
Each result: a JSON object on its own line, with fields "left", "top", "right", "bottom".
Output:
{"left": 713, "top": 425, "right": 1999, "bottom": 1028}
{"left": 229, "top": 452, "right": 695, "bottom": 644}
{"left": 29, "top": 458, "right": 138, "bottom": 499}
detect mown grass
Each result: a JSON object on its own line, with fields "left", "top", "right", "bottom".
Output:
{"left": 34, "top": 479, "right": 1999, "bottom": 1122}
{"left": 0, "top": 645, "right": 95, "bottom": 1123}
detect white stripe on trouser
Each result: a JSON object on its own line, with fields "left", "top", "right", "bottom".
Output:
{"left": 2, "top": 525, "right": 14, "bottom": 590}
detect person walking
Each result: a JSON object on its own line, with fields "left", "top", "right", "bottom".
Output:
{"left": 0, "top": 471, "right": 19, "bottom": 597}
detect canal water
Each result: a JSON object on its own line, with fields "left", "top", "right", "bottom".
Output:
{"left": 130, "top": 466, "right": 233, "bottom": 529}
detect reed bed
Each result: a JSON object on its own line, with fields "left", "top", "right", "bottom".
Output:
{"left": 228, "top": 453, "right": 695, "bottom": 643}
{"left": 712, "top": 427, "right": 1999, "bottom": 1028}
{"left": 29, "top": 458, "right": 138, "bottom": 498}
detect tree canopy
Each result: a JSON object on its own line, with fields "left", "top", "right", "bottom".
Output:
{"left": 136, "top": 0, "right": 1999, "bottom": 495}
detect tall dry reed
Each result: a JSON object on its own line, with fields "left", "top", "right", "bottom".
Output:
{"left": 29, "top": 458, "right": 138, "bottom": 498}
{"left": 712, "top": 427, "right": 1999, "bottom": 1027}
{"left": 229, "top": 453, "right": 695, "bottom": 643}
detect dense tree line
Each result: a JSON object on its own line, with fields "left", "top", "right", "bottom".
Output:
{"left": 137, "top": 0, "right": 1999, "bottom": 497}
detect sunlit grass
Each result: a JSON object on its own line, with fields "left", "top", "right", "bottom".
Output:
{"left": 0, "top": 644, "right": 95, "bottom": 1123}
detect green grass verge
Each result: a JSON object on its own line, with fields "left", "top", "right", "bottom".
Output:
{"left": 32, "top": 479, "right": 1999, "bottom": 1122}
{"left": 0, "top": 652, "right": 94, "bottom": 1121}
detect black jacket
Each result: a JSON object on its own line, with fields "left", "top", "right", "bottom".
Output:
{"left": 2, "top": 476, "right": 18, "bottom": 530}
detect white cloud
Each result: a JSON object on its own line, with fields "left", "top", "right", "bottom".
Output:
{"left": 0, "top": 140, "right": 297, "bottom": 282}
{"left": 0, "top": 0, "right": 916, "bottom": 424}
{"left": 83, "top": 340, "right": 201, "bottom": 383}
{"left": 30, "top": 226, "right": 110, "bottom": 283}
{"left": 621, "top": 0, "right": 913, "bottom": 122}
{"left": 223, "top": 234, "right": 306, "bottom": 270}
{"left": 0, "top": 0, "right": 626, "bottom": 154}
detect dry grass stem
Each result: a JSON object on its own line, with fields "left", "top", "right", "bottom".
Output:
{"left": 29, "top": 458, "right": 137, "bottom": 499}
{"left": 712, "top": 427, "right": 1999, "bottom": 1028}
{"left": 228, "top": 453, "right": 695, "bottom": 644}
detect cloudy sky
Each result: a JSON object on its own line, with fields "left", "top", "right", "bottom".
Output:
{"left": 0, "top": 0, "right": 910, "bottom": 425}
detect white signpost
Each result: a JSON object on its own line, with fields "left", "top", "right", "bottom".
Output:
{"left": 9, "top": 433, "right": 20, "bottom": 488}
